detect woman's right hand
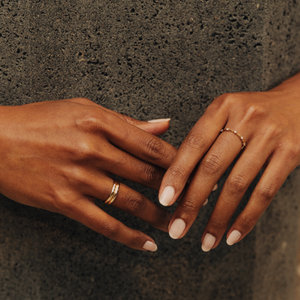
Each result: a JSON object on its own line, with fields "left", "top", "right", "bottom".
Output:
{"left": 0, "top": 98, "right": 177, "bottom": 251}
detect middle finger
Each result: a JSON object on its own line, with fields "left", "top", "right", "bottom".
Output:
{"left": 97, "top": 143, "right": 166, "bottom": 190}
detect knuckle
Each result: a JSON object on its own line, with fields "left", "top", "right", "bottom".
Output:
{"left": 100, "top": 222, "right": 120, "bottom": 239}
{"left": 264, "top": 122, "right": 281, "bottom": 140}
{"left": 51, "top": 193, "right": 74, "bottom": 214}
{"left": 255, "top": 185, "right": 275, "bottom": 202}
{"left": 278, "top": 139, "right": 300, "bottom": 163}
{"left": 201, "top": 154, "right": 222, "bottom": 176}
{"left": 125, "top": 193, "right": 146, "bottom": 215}
{"left": 219, "top": 93, "right": 237, "bottom": 107}
{"left": 181, "top": 200, "right": 198, "bottom": 215}
{"left": 144, "top": 137, "right": 165, "bottom": 161}
{"left": 239, "top": 214, "right": 256, "bottom": 231}
{"left": 285, "top": 143, "right": 299, "bottom": 160}
{"left": 242, "top": 103, "right": 266, "bottom": 124}
{"left": 247, "top": 104, "right": 264, "bottom": 117}
{"left": 209, "top": 216, "right": 227, "bottom": 230}
{"left": 167, "top": 165, "right": 188, "bottom": 183}
{"left": 225, "top": 174, "right": 248, "bottom": 194}
{"left": 73, "top": 139, "right": 98, "bottom": 160}
{"left": 183, "top": 130, "right": 206, "bottom": 151}
{"left": 76, "top": 110, "right": 104, "bottom": 133}
{"left": 141, "top": 165, "right": 161, "bottom": 186}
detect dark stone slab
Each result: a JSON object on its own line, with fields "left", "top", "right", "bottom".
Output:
{"left": 0, "top": 1, "right": 300, "bottom": 299}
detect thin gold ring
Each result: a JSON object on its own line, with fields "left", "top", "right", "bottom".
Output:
{"left": 220, "top": 128, "right": 246, "bottom": 149}
{"left": 104, "top": 180, "right": 120, "bottom": 205}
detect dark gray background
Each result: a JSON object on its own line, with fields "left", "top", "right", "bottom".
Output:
{"left": 1, "top": 1, "right": 300, "bottom": 299}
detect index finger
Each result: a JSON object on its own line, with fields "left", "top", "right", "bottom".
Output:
{"left": 158, "top": 99, "right": 229, "bottom": 206}
{"left": 105, "top": 112, "right": 177, "bottom": 169}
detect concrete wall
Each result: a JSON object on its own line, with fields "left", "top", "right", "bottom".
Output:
{"left": 0, "top": 1, "right": 300, "bottom": 299}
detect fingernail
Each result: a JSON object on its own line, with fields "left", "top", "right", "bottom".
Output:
{"left": 202, "top": 233, "right": 216, "bottom": 252}
{"left": 226, "top": 230, "right": 241, "bottom": 246}
{"left": 159, "top": 186, "right": 175, "bottom": 206}
{"left": 148, "top": 118, "right": 171, "bottom": 123}
{"left": 143, "top": 241, "right": 158, "bottom": 252}
{"left": 169, "top": 218, "right": 186, "bottom": 239}
{"left": 212, "top": 184, "right": 218, "bottom": 191}
{"left": 203, "top": 198, "right": 208, "bottom": 206}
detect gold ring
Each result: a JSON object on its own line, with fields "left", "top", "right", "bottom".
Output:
{"left": 220, "top": 128, "right": 246, "bottom": 149}
{"left": 104, "top": 180, "right": 120, "bottom": 205}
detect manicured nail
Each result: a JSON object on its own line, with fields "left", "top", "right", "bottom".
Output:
{"left": 212, "top": 184, "right": 218, "bottom": 191}
{"left": 202, "top": 233, "right": 216, "bottom": 252}
{"left": 143, "top": 241, "right": 158, "bottom": 252}
{"left": 148, "top": 118, "right": 171, "bottom": 123}
{"left": 226, "top": 230, "right": 241, "bottom": 246}
{"left": 203, "top": 198, "right": 208, "bottom": 206}
{"left": 169, "top": 218, "right": 186, "bottom": 239}
{"left": 159, "top": 186, "right": 175, "bottom": 206}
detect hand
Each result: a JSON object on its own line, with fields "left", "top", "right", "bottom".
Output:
{"left": 159, "top": 72, "right": 300, "bottom": 251}
{"left": 0, "top": 98, "right": 177, "bottom": 251}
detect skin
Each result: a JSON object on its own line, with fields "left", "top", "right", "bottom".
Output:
{"left": 159, "top": 72, "right": 300, "bottom": 251}
{"left": 0, "top": 97, "right": 178, "bottom": 251}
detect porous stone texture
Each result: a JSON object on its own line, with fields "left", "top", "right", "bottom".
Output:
{"left": 0, "top": 1, "right": 300, "bottom": 299}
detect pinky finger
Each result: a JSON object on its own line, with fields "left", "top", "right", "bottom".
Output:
{"left": 65, "top": 197, "right": 158, "bottom": 252}
{"left": 226, "top": 151, "right": 296, "bottom": 246}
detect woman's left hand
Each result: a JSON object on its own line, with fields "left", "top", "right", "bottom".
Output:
{"left": 159, "top": 72, "right": 300, "bottom": 252}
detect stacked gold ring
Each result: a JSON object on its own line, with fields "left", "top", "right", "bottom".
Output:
{"left": 220, "top": 128, "right": 246, "bottom": 149}
{"left": 104, "top": 180, "right": 120, "bottom": 205}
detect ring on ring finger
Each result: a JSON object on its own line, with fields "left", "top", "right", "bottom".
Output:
{"left": 104, "top": 180, "right": 120, "bottom": 205}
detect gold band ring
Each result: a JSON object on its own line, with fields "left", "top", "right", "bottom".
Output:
{"left": 220, "top": 128, "right": 246, "bottom": 149}
{"left": 104, "top": 180, "right": 120, "bottom": 205}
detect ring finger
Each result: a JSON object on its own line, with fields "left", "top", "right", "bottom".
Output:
{"left": 83, "top": 173, "right": 172, "bottom": 233}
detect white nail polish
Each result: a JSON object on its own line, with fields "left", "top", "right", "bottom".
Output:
{"left": 169, "top": 218, "right": 186, "bottom": 239}
{"left": 203, "top": 199, "right": 208, "bottom": 206}
{"left": 142, "top": 241, "right": 158, "bottom": 252}
{"left": 226, "top": 230, "right": 241, "bottom": 246}
{"left": 159, "top": 186, "right": 175, "bottom": 206}
{"left": 212, "top": 184, "right": 218, "bottom": 191}
{"left": 148, "top": 118, "right": 171, "bottom": 123}
{"left": 201, "top": 233, "right": 216, "bottom": 252}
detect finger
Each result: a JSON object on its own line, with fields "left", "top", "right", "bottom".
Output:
{"left": 105, "top": 114, "right": 177, "bottom": 169}
{"left": 200, "top": 140, "right": 273, "bottom": 252}
{"left": 67, "top": 197, "right": 158, "bottom": 251}
{"left": 167, "top": 129, "right": 245, "bottom": 240}
{"left": 87, "top": 176, "right": 172, "bottom": 232}
{"left": 226, "top": 150, "right": 296, "bottom": 246}
{"left": 93, "top": 142, "right": 166, "bottom": 190}
{"left": 158, "top": 101, "right": 229, "bottom": 206}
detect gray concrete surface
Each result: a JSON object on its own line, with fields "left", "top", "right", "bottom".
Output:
{"left": 1, "top": 0, "right": 300, "bottom": 299}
